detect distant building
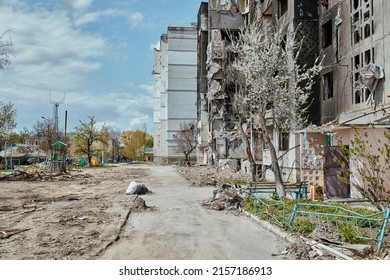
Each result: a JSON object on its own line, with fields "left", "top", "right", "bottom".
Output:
{"left": 144, "top": 147, "right": 154, "bottom": 162}
{"left": 153, "top": 24, "right": 198, "bottom": 164}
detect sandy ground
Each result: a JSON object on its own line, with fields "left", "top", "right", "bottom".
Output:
{"left": 0, "top": 164, "right": 290, "bottom": 260}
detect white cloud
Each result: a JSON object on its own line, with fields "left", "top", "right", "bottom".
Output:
{"left": 138, "top": 84, "right": 154, "bottom": 95}
{"left": 0, "top": 1, "right": 155, "bottom": 133}
{"left": 62, "top": 85, "right": 153, "bottom": 131}
{"left": 67, "top": 0, "right": 94, "bottom": 10}
{"left": 128, "top": 12, "right": 144, "bottom": 28}
{"left": 0, "top": 3, "right": 106, "bottom": 91}
{"left": 74, "top": 9, "right": 125, "bottom": 26}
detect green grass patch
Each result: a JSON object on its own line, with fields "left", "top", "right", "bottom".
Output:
{"left": 290, "top": 219, "right": 316, "bottom": 235}
{"left": 243, "top": 195, "right": 384, "bottom": 245}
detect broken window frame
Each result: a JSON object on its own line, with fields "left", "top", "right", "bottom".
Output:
{"left": 322, "top": 19, "right": 333, "bottom": 49}
{"left": 351, "top": 47, "right": 375, "bottom": 105}
{"left": 279, "top": 131, "right": 289, "bottom": 151}
{"left": 323, "top": 72, "right": 334, "bottom": 100}
{"left": 350, "top": 0, "right": 374, "bottom": 46}
{"left": 278, "top": 0, "right": 288, "bottom": 18}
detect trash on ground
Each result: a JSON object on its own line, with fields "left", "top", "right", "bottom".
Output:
{"left": 125, "top": 181, "right": 152, "bottom": 195}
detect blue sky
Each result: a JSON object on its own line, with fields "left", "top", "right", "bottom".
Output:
{"left": 0, "top": 0, "right": 203, "bottom": 135}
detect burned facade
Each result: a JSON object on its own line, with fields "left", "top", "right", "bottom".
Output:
{"left": 197, "top": 0, "right": 260, "bottom": 172}
{"left": 153, "top": 0, "right": 390, "bottom": 198}
{"left": 319, "top": 0, "right": 388, "bottom": 123}
{"left": 303, "top": 0, "right": 390, "bottom": 199}
{"left": 196, "top": 0, "right": 321, "bottom": 180}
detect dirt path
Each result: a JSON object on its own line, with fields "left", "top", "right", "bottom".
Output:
{"left": 0, "top": 164, "right": 290, "bottom": 260}
{"left": 98, "top": 165, "right": 290, "bottom": 260}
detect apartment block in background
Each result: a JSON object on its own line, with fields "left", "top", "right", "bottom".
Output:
{"left": 153, "top": 24, "right": 198, "bottom": 163}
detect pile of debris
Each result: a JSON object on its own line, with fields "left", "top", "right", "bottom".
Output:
{"left": 202, "top": 183, "right": 244, "bottom": 211}
{"left": 177, "top": 165, "right": 250, "bottom": 187}
{"left": 284, "top": 236, "right": 380, "bottom": 260}
{"left": 0, "top": 169, "right": 92, "bottom": 181}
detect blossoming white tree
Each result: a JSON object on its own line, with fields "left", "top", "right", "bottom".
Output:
{"left": 229, "top": 23, "right": 321, "bottom": 197}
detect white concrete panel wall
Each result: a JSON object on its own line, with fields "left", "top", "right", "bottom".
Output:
{"left": 168, "top": 91, "right": 197, "bottom": 119}
{"left": 160, "top": 120, "right": 168, "bottom": 157}
{"left": 168, "top": 51, "right": 197, "bottom": 65}
{"left": 168, "top": 38, "right": 198, "bottom": 51}
{"left": 167, "top": 29, "right": 197, "bottom": 40}
{"left": 168, "top": 79, "right": 197, "bottom": 91}
{"left": 168, "top": 64, "right": 197, "bottom": 91}
{"left": 160, "top": 92, "right": 168, "bottom": 120}
{"left": 153, "top": 25, "right": 197, "bottom": 161}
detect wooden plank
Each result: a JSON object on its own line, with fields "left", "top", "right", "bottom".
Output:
{"left": 302, "top": 237, "right": 353, "bottom": 260}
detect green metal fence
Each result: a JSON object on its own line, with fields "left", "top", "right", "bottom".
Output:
{"left": 288, "top": 203, "right": 390, "bottom": 251}
{"left": 244, "top": 192, "right": 287, "bottom": 227}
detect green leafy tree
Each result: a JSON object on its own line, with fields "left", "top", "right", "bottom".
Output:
{"left": 0, "top": 101, "right": 17, "bottom": 136}
{"left": 7, "top": 128, "right": 33, "bottom": 145}
{"left": 0, "top": 101, "right": 17, "bottom": 149}
{"left": 337, "top": 125, "right": 390, "bottom": 211}
{"left": 70, "top": 116, "right": 106, "bottom": 166}
{"left": 120, "top": 130, "right": 153, "bottom": 161}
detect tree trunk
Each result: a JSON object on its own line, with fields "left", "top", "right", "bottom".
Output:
{"left": 237, "top": 116, "right": 256, "bottom": 182}
{"left": 259, "top": 115, "right": 286, "bottom": 197}
{"left": 88, "top": 154, "right": 92, "bottom": 167}
{"left": 354, "top": 184, "right": 385, "bottom": 211}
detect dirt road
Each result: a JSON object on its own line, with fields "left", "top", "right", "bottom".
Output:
{"left": 0, "top": 164, "right": 290, "bottom": 260}
{"left": 99, "top": 165, "right": 290, "bottom": 260}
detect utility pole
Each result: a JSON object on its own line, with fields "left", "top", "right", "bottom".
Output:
{"left": 42, "top": 116, "right": 53, "bottom": 173}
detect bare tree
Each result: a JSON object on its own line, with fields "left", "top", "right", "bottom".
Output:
{"left": 174, "top": 121, "right": 198, "bottom": 165}
{"left": 34, "top": 118, "right": 56, "bottom": 160}
{"left": 100, "top": 124, "right": 121, "bottom": 162}
{"left": 0, "top": 29, "right": 13, "bottom": 70}
{"left": 228, "top": 22, "right": 321, "bottom": 197}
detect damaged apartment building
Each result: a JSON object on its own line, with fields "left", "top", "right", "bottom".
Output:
{"left": 197, "top": 0, "right": 260, "bottom": 171}
{"left": 196, "top": 0, "right": 390, "bottom": 199}
{"left": 154, "top": 0, "right": 390, "bottom": 199}
{"left": 300, "top": 0, "right": 390, "bottom": 199}
{"left": 153, "top": 24, "right": 198, "bottom": 163}
{"left": 196, "top": 0, "right": 321, "bottom": 181}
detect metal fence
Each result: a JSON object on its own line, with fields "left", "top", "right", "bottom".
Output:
{"left": 243, "top": 192, "right": 390, "bottom": 251}
{"left": 289, "top": 203, "right": 390, "bottom": 251}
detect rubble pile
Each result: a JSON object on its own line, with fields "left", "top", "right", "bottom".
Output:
{"left": 308, "top": 223, "right": 343, "bottom": 243}
{"left": 285, "top": 238, "right": 335, "bottom": 260}
{"left": 177, "top": 165, "right": 250, "bottom": 187}
{"left": 0, "top": 169, "right": 92, "bottom": 181}
{"left": 202, "top": 183, "right": 244, "bottom": 211}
